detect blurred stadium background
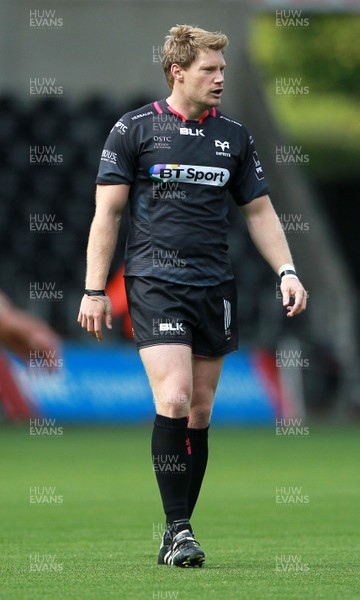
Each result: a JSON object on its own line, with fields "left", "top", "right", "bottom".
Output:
{"left": 0, "top": 0, "right": 359, "bottom": 422}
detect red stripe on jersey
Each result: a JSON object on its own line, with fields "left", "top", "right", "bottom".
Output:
{"left": 166, "top": 103, "right": 215, "bottom": 124}
{"left": 198, "top": 110, "right": 209, "bottom": 124}
{"left": 154, "top": 101, "right": 163, "bottom": 114}
{"left": 167, "top": 104, "right": 187, "bottom": 122}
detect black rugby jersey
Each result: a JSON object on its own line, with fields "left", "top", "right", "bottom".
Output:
{"left": 96, "top": 99, "right": 269, "bottom": 286}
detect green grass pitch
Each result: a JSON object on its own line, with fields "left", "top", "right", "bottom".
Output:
{"left": 0, "top": 424, "right": 359, "bottom": 599}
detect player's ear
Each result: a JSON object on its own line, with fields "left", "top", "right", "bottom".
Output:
{"left": 171, "top": 63, "right": 184, "bottom": 83}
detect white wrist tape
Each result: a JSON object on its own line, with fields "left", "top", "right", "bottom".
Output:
{"left": 277, "top": 263, "right": 296, "bottom": 277}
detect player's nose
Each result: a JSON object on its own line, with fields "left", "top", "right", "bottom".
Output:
{"left": 214, "top": 69, "right": 224, "bottom": 84}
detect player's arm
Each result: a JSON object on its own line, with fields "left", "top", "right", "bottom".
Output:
{"left": 77, "top": 183, "right": 129, "bottom": 340}
{"left": 240, "top": 194, "right": 307, "bottom": 317}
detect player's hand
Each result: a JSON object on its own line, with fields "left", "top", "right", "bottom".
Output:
{"left": 77, "top": 294, "right": 112, "bottom": 342}
{"left": 281, "top": 277, "right": 307, "bottom": 317}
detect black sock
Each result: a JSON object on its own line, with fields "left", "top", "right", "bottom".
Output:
{"left": 151, "top": 414, "right": 192, "bottom": 527}
{"left": 187, "top": 426, "right": 209, "bottom": 519}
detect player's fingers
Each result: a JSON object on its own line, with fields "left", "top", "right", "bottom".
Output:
{"left": 78, "top": 311, "right": 86, "bottom": 329}
{"left": 282, "top": 287, "right": 290, "bottom": 307}
{"left": 93, "top": 315, "right": 103, "bottom": 342}
{"left": 86, "top": 316, "right": 93, "bottom": 331}
{"left": 105, "top": 313, "right": 112, "bottom": 330}
{"left": 287, "top": 289, "right": 306, "bottom": 317}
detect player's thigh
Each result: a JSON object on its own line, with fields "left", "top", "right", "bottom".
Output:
{"left": 189, "top": 355, "right": 224, "bottom": 427}
{"left": 140, "top": 344, "right": 193, "bottom": 407}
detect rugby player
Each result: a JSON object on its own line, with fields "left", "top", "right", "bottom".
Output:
{"left": 78, "top": 25, "right": 307, "bottom": 568}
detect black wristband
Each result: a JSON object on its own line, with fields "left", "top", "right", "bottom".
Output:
{"left": 85, "top": 289, "right": 106, "bottom": 296}
{"left": 280, "top": 270, "right": 297, "bottom": 279}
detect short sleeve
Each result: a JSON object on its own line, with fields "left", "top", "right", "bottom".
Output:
{"left": 229, "top": 127, "right": 269, "bottom": 206}
{"left": 96, "top": 115, "right": 137, "bottom": 185}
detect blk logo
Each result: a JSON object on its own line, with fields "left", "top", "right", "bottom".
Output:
{"left": 214, "top": 140, "right": 230, "bottom": 152}
{"left": 180, "top": 127, "right": 205, "bottom": 137}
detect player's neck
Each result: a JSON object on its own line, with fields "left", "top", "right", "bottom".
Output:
{"left": 166, "top": 93, "right": 209, "bottom": 122}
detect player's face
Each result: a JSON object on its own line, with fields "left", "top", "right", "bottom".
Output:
{"left": 181, "top": 49, "right": 226, "bottom": 110}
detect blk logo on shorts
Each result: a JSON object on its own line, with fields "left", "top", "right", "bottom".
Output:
{"left": 153, "top": 318, "right": 187, "bottom": 336}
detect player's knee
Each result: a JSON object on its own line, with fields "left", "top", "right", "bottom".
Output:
{"left": 189, "top": 407, "right": 212, "bottom": 428}
{"left": 154, "top": 384, "right": 191, "bottom": 417}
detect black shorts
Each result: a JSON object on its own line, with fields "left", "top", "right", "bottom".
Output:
{"left": 125, "top": 276, "right": 238, "bottom": 357}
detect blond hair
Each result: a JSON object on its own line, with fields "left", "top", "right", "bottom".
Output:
{"left": 162, "top": 25, "right": 229, "bottom": 88}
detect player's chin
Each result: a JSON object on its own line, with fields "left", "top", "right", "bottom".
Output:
{"left": 209, "top": 92, "right": 222, "bottom": 105}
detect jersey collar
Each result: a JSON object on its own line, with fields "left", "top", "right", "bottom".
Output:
{"left": 154, "top": 99, "right": 216, "bottom": 124}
